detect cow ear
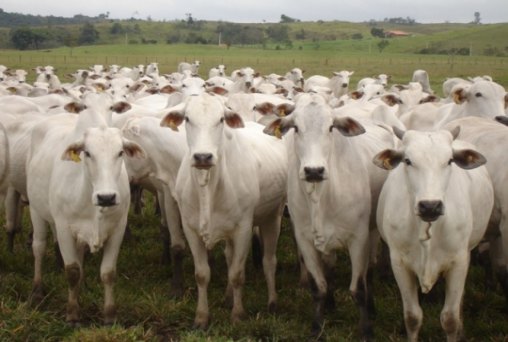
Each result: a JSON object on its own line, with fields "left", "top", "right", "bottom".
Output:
{"left": 159, "top": 85, "right": 178, "bottom": 94}
{"left": 110, "top": 101, "right": 132, "bottom": 114}
{"left": 495, "top": 116, "right": 508, "bottom": 126}
{"left": 62, "top": 141, "right": 84, "bottom": 162}
{"left": 263, "top": 116, "right": 294, "bottom": 139}
{"left": 160, "top": 110, "right": 185, "bottom": 131}
{"left": 122, "top": 140, "right": 146, "bottom": 159}
{"left": 452, "top": 149, "right": 486, "bottom": 170}
{"left": 373, "top": 149, "right": 403, "bottom": 170}
{"left": 504, "top": 93, "right": 508, "bottom": 110}
{"left": 452, "top": 87, "right": 468, "bottom": 104}
{"left": 381, "top": 94, "right": 402, "bottom": 106}
{"left": 209, "top": 86, "right": 228, "bottom": 96}
{"left": 350, "top": 91, "right": 364, "bottom": 100}
{"left": 331, "top": 117, "right": 365, "bottom": 136}
{"left": 224, "top": 110, "right": 244, "bottom": 129}
{"left": 254, "top": 102, "right": 275, "bottom": 115}
{"left": 276, "top": 103, "right": 295, "bottom": 116}
{"left": 64, "top": 102, "right": 87, "bottom": 113}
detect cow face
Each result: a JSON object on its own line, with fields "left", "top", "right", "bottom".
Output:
{"left": 62, "top": 127, "right": 145, "bottom": 207}
{"left": 373, "top": 129, "right": 486, "bottom": 222}
{"left": 264, "top": 94, "right": 364, "bottom": 183}
{"left": 453, "top": 80, "right": 506, "bottom": 117}
{"left": 161, "top": 93, "right": 243, "bottom": 170}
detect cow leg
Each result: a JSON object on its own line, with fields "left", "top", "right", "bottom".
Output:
{"left": 441, "top": 255, "right": 468, "bottom": 342}
{"left": 186, "top": 228, "right": 211, "bottom": 330}
{"left": 228, "top": 227, "right": 251, "bottom": 323}
{"left": 157, "top": 190, "right": 170, "bottom": 265}
{"left": 258, "top": 213, "right": 281, "bottom": 313}
{"left": 391, "top": 256, "right": 422, "bottom": 342}
{"left": 295, "top": 231, "right": 327, "bottom": 337}
{"left": 100, "top": 224, "right": 125, "bottom": 325}
{"left": 5, "top": 187, "right": 22, "bottom": 252}
{"left": 163, "top": 189, "right": 186, "bottom": 298}
{"left": 498, "top": 214, "right": 508, "bottom": 308}
{"left": 55, "top": 224, "right": 83, "bottom": 326}
{"left": 348, "top": 235, "right": 375, "bottom": 341}
{"left": 30, "top": 210, "right": 48, "bottom": 304}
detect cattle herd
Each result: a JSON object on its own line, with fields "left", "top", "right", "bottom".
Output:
{"left": 0, "top": 61, "right": 508, "bottom": 341}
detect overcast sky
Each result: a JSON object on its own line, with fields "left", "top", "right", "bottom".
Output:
{"left": 1, "top": 1, "right": 506, "bottom": 24}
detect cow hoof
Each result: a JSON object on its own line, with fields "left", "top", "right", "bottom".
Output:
{"left": 30, "top": 285, "right": 46, "bottom": 305}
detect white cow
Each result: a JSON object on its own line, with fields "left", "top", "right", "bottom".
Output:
{"left": 160, "top": 93, "right": 287, "bottom": 329}
{"left": 27, "top": 101, "right": 145, "bottom": 325}
{"left": 400, "top": 80, "right": 508, "bottom": 130}
{"left": 304, "top": 70, "right": 354, "bottom": 98}
{"left": 443, "top": 116, "right": 508, "bottom": 305}
{"left": 178, "top": 60, "right": 200, "bottom": 76}
{"left": 263, "top": 93, "right": 392, "bottom": 339}
{"left": 411, "top": 69, "right": 433, "bottom": 94}
{"left": 208, "top": 64, "right": 226, "bottom": 78}
{"left": 373, "top": 128, "right": 493, "bottom": 341}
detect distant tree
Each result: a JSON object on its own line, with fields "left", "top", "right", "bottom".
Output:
{"left": 10, "top": 27, "right": 47, "bottom": 50}
{"left": 370, "top": 27, "right": 385, "bottom": 38}
{"left": 266, "top": 24, "right": 290, "bottom": 42}
{"left": 78, "top": 22, "right": 99, "bottom": 45}
{"left": 110, "top": 22, "right": 125, "bottom": 34}
{"left": 377, "top": 39, "right": 390, "bottom": 53}
{"left": 473, "top": 11, "right": 481, "bottom": 24}
{"left": 185, "top": 13, "right": 194, "bottom": 26}
{"left": 351, "top": 33, "right": 363, "bottom": 40}
{"left": 280, "top": 14, "right": 298, "bottom": 23}
{"left": 295, "top": 29, "right": 306, "bottom": 40}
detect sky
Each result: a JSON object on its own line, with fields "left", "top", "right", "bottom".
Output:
{"left": 1, "top": 0, "right": 507, "bottom": 24}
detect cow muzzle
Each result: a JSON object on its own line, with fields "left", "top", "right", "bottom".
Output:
{"left": 193, "top": 153, "right": 214, "bottom": 170}
{"left": 96, "top": 193, "right": 117, "bottom": 207}
{"left": 304, "top": 166, "right": 325, "bottom": 182}
{"left": 417, "top": 200, "right": 444, "bottom": 222}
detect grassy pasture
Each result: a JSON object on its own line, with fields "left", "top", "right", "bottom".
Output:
{"left": 0, "top": 45, "right": 508, "bottom": 341}
{"left": 0, "top": 44, "right": 507, "bottom": 95}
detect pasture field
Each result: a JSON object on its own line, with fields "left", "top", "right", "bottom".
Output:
{"left": 1, "top": 194, "right": 508, "bottom": 341}
{"left": 1, "top": 44, "right": 508, "bottom": 341}
{"left": 0, "top": 43, "right": 507, "bottom": 94}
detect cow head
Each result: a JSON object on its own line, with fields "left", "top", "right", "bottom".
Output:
{"left": 373, "top": 127, "right": 486, "bottom": 222}
{"left": 264, "top": 93, "right": 364, "bottom": 183}
{"left": 62, "top": 127, "right": 145, "bottom": 207}
{"left": 161, "top": 93, "right": 243, "bottom": 170}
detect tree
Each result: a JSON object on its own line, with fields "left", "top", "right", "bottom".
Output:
{"left": 280, "top": 14, "right": 298, "bottom": 23}
{"left": 266, "top": 24, "right": 290, "bottom": 42}
{"left": 10, "top": 27, "right": 47, "bottom": 50}
{"left": 473, "top": 11, "right": 481, "bottom": 24}
{"left": 377, "top": 39, "right": 390, "bottom": 53}
{"left": 78, "top": 22, "right": 99, "bottom": 45}
{"left": 370, "top": 27, "right": 385, "bottom": 38}
{"left": 110, "top": 22, "right": 125, "bottom": 34}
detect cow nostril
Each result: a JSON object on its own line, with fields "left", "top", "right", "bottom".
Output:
{"left": 193, "top": 153, "right": 214, "bottom": 169}
{"left": 303, "top": 166, "right": 325, "bottom": 182}
{"left": 417, "top": 200, "right": 444, "bottom": 222}
{"left": 97, "top": 193, "right": 116, "bottom": 207}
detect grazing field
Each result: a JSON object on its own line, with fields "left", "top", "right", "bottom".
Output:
{"left": 0, "top": 43, "right": 507, "bottom": 94}
{"left": 1, "top": 45, "right": 508, "bottom": 341}
{"left": 1, "top": 194, "right": 508, "bottom": 341}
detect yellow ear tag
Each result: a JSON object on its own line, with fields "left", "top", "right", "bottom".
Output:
{"left": 168, "top": 121, "right": 178, "bottom": 131}
{"left": 274, "top": 126, "right": 282, "bottom": 139}
{"left": 278, "top": 108, "right": 286, "bottom": 117}
{"left": 70, "top": 150, "right": 81, "bottom": 162}
{"left": 383, "top": 158, "right": 391, "bottom": 169}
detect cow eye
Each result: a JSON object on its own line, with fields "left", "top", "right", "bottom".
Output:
{"left": 404, "top": 158, "right": 412, "bottom": 166}
{"left": 293, "top": 125, "right": 299, "bottom": 133}
{"left": 448, "top": 158, "right": 453, "bottom": 165}
{"left": 184, "top": 117, "right": 189, "bottom": 123}
{"left": 475, "top": 92, "right": 482, "bottom": 97}
{"left": 84, "top": 151, "right": 91, "bottom": 158}
{"left": 220, "top": 117, "right": 224, "bottom": 123}
{"left": 118, "top": 151, "right": 124, "bottom": 157}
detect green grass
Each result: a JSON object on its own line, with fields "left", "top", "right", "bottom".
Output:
{"left": 0, "top": 44, "right": 507, "bottom": 97}
{"left": 1, "top": 193, "right": 508, "bottom": 341}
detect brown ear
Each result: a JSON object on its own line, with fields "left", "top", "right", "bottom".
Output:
{"left": 331, "top": 117, "right": 365, "bottom": 137}
{"left": 110, "top": 101, "right": 132, "bottom": 114}
{"left": 373, "top": 149, "right": 403, "bottom": 170}
{"left": 159, "top": 85, "right": 177, "bottom": 94}
{"left": 224, "top": 110, "right": 244, "bottom": 128}
{"left": 452, "top": 149, "right": 486, "bottom": 170}
{"left": 209, "top": 86, "right": 228, "bottom": 96}
{"left": 350, "top": 91, "right": 364, "bottom": 100}
{"left": 160, "top": 111, "right": 185, "bottom": 131}
{"left": 381, "top": 94, "right": 402, "bottom": 106}
{"left": 64, "top": 102, "right": 87, "bottom": 113}
{"left": 263, "top": 117, "right": 294, "bottom": 139}
{"left": 122, "top": 140, "right": 146, "bottom": 159}
{"left": 254, "top": 102, "right": 276, "bottom": 115}
{"left": 62, "top": 142, "right": 84, "bottom": 162}
{"left": 452, "top": 87, "right": 467, "bottom": 104}
{"left": 276, "top": 103, "right": 295, "bottom": 116}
